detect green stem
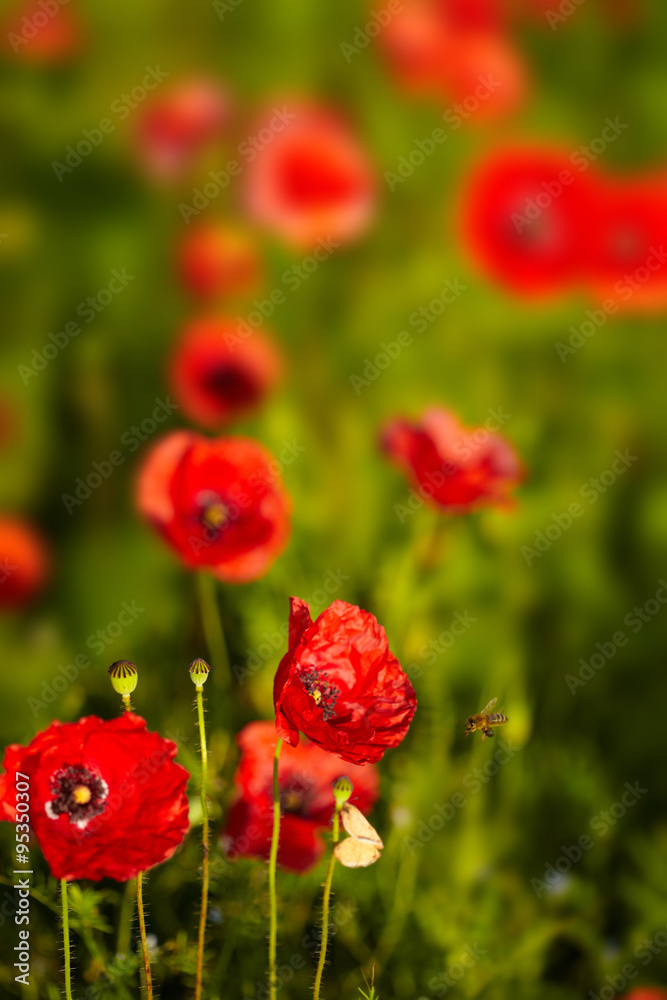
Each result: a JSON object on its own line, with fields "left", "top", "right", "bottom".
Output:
{"left": 195, "top": 685, "right": 210, "bottom": 1000}
{"left": 61, "top": 878, "right": 73, "bottom": 1000}
{"left": 197, "top": 572, "right": 231, "bottom": 696}
{"left": 313, "top": 809, "right": 341, "bottom": 1000}
{"left": 268, "top": 738, "right": 282, "bottom": 1000}
{"left": 136, "top": 871, "right": 153, "bottom": 999}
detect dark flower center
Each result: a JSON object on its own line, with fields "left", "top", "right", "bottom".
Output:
{"left": 203, "top": 364, "right": 260, "bottom": 408}
{"left": 279, "top": 772, "right": 313, "bottom": 817}
{"left": 299, "top": 667, "right": 341, "bottom": 721}
{"left": 46, "top": 765, "right": 109, "bottom": 828}
{"left": 196, "top": 491, "right": 230, "bottom": 537}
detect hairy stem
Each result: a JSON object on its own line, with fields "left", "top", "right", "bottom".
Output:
{"left": 61, "top": 879, "right": 73, "bottom": 1000}
{"left": 268, "top": 738, "right": 282, "bottom": 1000}
{"left": 195, "top": 685, "right": 210, "bottom": 1000}
{"left": 136, "top": 871, "right": 153, "bottom": 999}
{"left": 313, "top": 809, "right": 341, "bottom": 1000}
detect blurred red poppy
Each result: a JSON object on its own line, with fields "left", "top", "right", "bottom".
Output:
{"left": 136, "top": 79, "right": 229, "bottom": 178}
{"left": 379, "top": 0, "right": 526, "bottom": 117}
{"left": 461, "top": 147, "right": 596, "bottom": 297}
{"left": 382, "top": 408, "right": 523, "bottom": 513}
{"left": 621, "top": 990, "right": 667, "bottom": 1000}
{"left": 221, "top": 720, "right": 379, "bottom": 872}
{"left": 137, "top": 431, "right": 291, "bottom": 582}
{"left": 4, "top": 0, "right": 82, "bottom": 63}
{"left": 0, "top": 714, "right": 190, "bottom": 882}
{"left": 439, "top": 33, "right": 527, "bottom": 120}
{"left": 585, "top": 175, "right": 667, "bottom": 311}
{"left": 274, "top": 597, "right": 417, "bottom": 765}
{"left": 177, "top": 221, "right": 263, "bottom": 299}
{"left": 169, "top": 317, "right": 283, "bottom": 428}
{"left": 244, "top": 104, "right": 376, "bottom": 248}
{"left": 0, "top": 517, "right": 49, "bottom": 610}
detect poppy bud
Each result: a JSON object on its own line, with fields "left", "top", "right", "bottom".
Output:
{"left": 108, "top": 661, "right": 138, "bottom": 697}
{"left": 332, "top": 776, "right": 353, "bottom": 808}
{"left": 188, "top": 658, "right": 211, "bottom": 689}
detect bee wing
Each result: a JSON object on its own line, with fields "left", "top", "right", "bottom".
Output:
{"left": 340, "top": 803, "right": 384, "bottom": 848}
{"left": 480, "top": 697, "right": 497, "bottom": 715}
{"left": 334, "top": 838, "right": 382, "bottom": 868}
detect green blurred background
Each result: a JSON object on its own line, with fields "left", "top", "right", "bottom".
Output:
{"left": 1, "top": 1, "right": 667, "bottom": 998}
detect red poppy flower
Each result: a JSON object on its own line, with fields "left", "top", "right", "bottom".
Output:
{"left": 461, "top": 147, "right": 596, "bottom": 297}
{"left": 273, "top": 598, "right": 417, "bottom": 765}
{"left": 137, "top": 431, "right": 291, "bottom": 582}
{"left": 221, "top": 720, "right": 379, "bottom": 872}
{"left": 379, "top": 0, "right": 525, "bottom": 117}
{"left": 584, "top": 175, "right": 667, "bottom": 311}
{"left": 0, "top": 517, "right": 50, "bottom": 610}
{"left": 438, "top": 33, "right": 527, "bottom": 120}
{"left": 177, "top": 222, "right": 263, "bottom": 299}
{"left": 244, "top": 104, "right": 377, "bottom": 248}
{"left": 136, "top": 79, "right": 229, "bottom": 178}
{"left": 382, "top": 408, "right": 523, "bottom": 513}
{"left": 4, "top": 1, "right": 82, "bottom": 63}
{"left": 169, "top": 317, "right": 283, "bottom": 428}
{"left": 621, "top": 991, "right": 667, "bottom": 1000}
{"left": 0, "top": 714, "right": 190, "bottom": 882}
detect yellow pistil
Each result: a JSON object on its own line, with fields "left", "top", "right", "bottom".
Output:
{"left": 72, "top": 785, "right": 92, "bottom": 805}
{"left": 203, "top": 503, "right": 228, "bottom": 531}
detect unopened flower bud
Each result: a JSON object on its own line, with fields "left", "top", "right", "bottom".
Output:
{"left": 188, "top": 658, "right": 211, "bottom": 689}
{"left": 108, "top": 660, "right": 138, "bottom": 697}
{"left": 333, "top": 776, "right": 353, "bottom": 808}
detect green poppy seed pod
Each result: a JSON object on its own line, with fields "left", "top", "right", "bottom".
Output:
{"left": 332, "top": 776, "right": 353, "bottom": 808}
{"left": 188, "top": 658, "right": 211, "bottom": 689}
{"left": 108, "top": 660, "right": 138, "bottom": 697}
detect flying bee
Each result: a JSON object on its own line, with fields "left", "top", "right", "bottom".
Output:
{"left": 464, "top": 698, "right": 508, "bottom": 741}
